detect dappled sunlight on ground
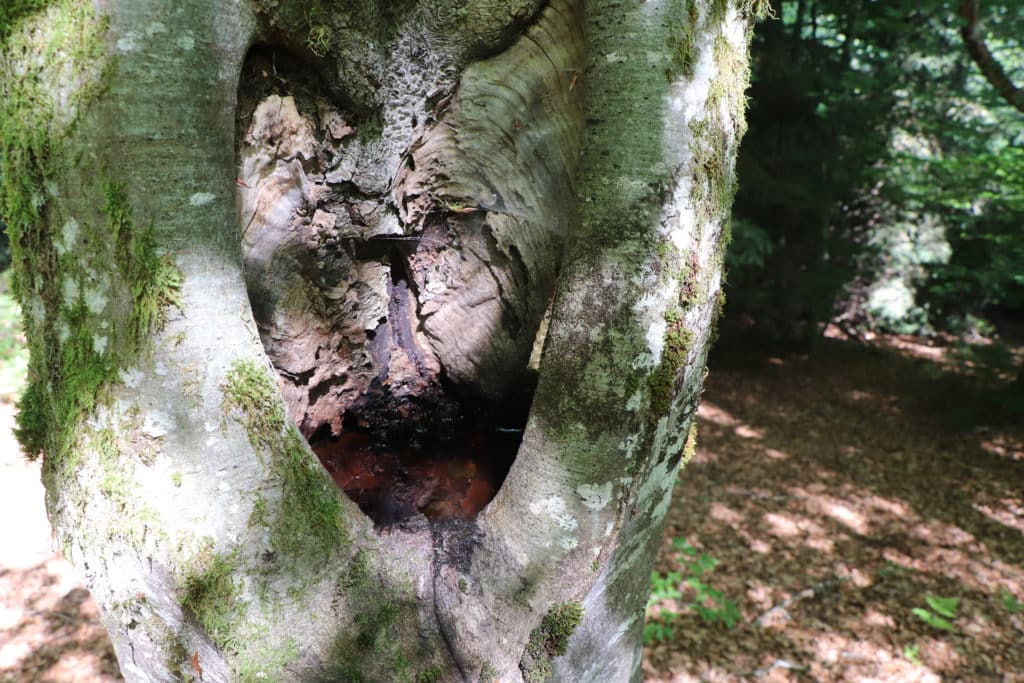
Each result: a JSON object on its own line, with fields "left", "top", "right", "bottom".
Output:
{"left": 644, "top": 337, "right": 1024, "bottom": 682}
{"left": 0, "top": 405, "right": 120, "bottom": 683}
{"left": 979, "top": 434, "right": 1024, "bottom": 462}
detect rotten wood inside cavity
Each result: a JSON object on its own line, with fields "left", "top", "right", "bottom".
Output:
{"left": 234, "top": 3, "right": 582, "bottom": 522}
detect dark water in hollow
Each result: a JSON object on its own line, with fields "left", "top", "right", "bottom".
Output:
{"left": 311, "top": 422, "right": 521, "bottom": 526}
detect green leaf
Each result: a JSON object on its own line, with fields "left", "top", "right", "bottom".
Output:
{"left": 1000, "top": 590, "right": 1024, "bottom": 613}
{"left": 672, "top": 538, "right": 698, "bottom": 556}
{"left": 642, "top": 620, "right": 674, "bottom": 645}
{"left": 688, "top": 554, "right": 719, "bottom": 575}
{"left": 721, "top": 601, "right": 742, "bottom": 628}
{"left": 904, "top": 644, "right": 922, "bottom": 665}
{"left": 925, "top": 595, "right": 959, "bottom": 618}
{"left": 912, "top": 608, "right": 956, "bottom": 632}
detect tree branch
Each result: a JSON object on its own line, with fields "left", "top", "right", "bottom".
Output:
{"left": 958, "top": 0, "right": 1024, "bottom": 113}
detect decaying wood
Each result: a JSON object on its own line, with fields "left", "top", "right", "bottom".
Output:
{"left": 238, "top": 0, "right": 584, "bottom": 438}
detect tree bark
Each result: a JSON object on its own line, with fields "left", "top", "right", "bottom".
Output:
{"left": 0, "top": 1, "right": 756, "bottom": 681}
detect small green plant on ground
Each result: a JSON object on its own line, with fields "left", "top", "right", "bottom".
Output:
{"left": 643, "top": 538, "right": 741, "bottom": 644}
{"left": 912, "top": 594, "right": 959, "bottom": 632}
{"left": 1000, "top": 589, "right": 1024, "bottom": 613}
{"left": 903, "top": 643, "right": 922, "bottom": 665}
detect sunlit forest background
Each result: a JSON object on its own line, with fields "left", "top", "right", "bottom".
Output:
{"left": 1, "top": 1, "right": 1022, "bottom": 681}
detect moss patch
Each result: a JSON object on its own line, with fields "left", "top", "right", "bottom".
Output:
{"left": 648, "top": 308, "right": 694, "bottom": 418}
{"left": 102, "top": 178, "right": 183, "bottom": 341}
{"left": 0, "top": 0, "right": 50, "bottom": 39}
{"left": 221, "top": 359, "right": 287, "bottom": 452}
{"left": 416, "top": 665, "right": 442, "bottom": 682}
{"left": 2, "top": 1, "right": 183, "bottom": 470}
{"left": 272, "top": 425, "right": 350, "bottom": 560}
{"left": 519, "top": 601, "right": 584, "bottom": 683}
{"left": 181, "top": 547, "right": 245, "bottom": 652}
{"left": 221, "top": 360, "right": 349, "bottom": 565}
{"left": 513, "top": 565, "right": 543, "bottom": 607}
{"left": 665, "top": 0, "right": 700, "bottom": 80}
{"left": 179, "top": 538, "right": 303, "bottom": 678}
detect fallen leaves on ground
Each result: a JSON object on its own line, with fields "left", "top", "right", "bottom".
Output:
{"left": 643, "top": 335, "right": 1024, "bottom": 682}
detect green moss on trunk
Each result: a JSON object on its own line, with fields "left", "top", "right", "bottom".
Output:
{"left": 520, "top": 601, "right": 584, "bottom": 682}
{"left": 181, "top": 548, "right": 244, "bottom": 651}
{"left": 221, "top": 360, "right": 349, "bottom": 564}
{"left": 1, "top": 2, "right": 181, "bottom": 469}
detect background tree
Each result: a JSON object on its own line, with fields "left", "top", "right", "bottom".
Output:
{"left": 724, "top": 0, "right": 1023, "bottom": 345}
{"left": 0, "top": 1, "right": 762, "bottom": 681}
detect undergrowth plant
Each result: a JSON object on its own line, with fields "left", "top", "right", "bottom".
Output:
{"left": 644, "top": 538, "right": 741, "bottom": 644}
{"left": 999, "top": 589, "right": 1023, "bottom": 614}
{"left": 912, "top": 594, "right": 959, "bottom": 633}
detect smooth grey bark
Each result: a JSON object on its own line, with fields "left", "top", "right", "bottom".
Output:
{"left": 0, "top": 0, "right": 756, "bottom": 681}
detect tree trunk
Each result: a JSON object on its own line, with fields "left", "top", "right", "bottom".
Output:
{"left": 0, "top": 1, "right": 756, "bottom": 681}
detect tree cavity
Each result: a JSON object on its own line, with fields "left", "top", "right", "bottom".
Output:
{"left": 233, "top": 44, "right": 574, "bottom": 527}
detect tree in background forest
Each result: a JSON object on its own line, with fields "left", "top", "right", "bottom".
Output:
{"left": 0, "top": 1, "right": 764, "bottom": 681}
{"left": 725, "top": 0, "right": 1024, "bottom": 345}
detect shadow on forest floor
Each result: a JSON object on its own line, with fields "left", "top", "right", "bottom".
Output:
{"left": 643, "top": 333, "right": 1024, "bottom": 682}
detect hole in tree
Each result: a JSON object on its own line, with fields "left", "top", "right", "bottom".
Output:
{"left": 235, "top": 44, "right": 553, "bottom": 528}
{"left": 311, "top": 388, "right": 531, "bottom": 526}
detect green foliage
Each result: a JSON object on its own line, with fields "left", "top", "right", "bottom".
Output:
{"left": 644, "top": 538, "right": 741, "bottom": 644}
{"left": 925, "top": 594, "right": 959, "bottom": 618}
{"left": 725, "top": 218, "right": 773, "bottom": 271}
{"left": 903, "top": 643, "right": 922, "bottom": 665}
{"left": 1000, "top": 590, "right": 1024, "bottom": 613}
{"left": 727, "top": 0, "right": 1024, "bottom": 342}
{"left": 912, "top": 594, "right": 959, "bottom": 632}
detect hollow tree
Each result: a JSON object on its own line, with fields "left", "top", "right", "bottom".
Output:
{"left": 0, "top": 0, "right": 760, "bottom": 680}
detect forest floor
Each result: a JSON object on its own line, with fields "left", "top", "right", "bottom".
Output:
{"left": 643, "top": 330, "right": 1024, "bottom": 682}
{"left": 1, "top": 319, "right": 1022, "bottom": 681}
{"left": 0, "top": 405, "right": 121, "bottom": 683}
